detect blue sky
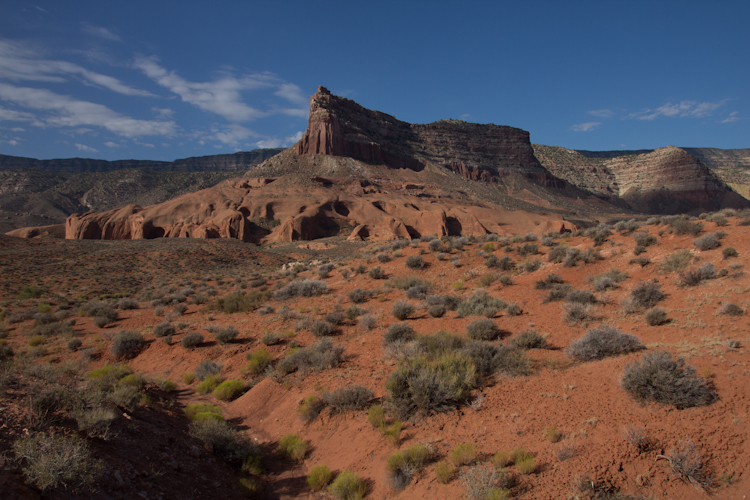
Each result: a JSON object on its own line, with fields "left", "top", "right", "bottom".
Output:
{"left": 0, "top": 1, "right": 747, "bottom": 161}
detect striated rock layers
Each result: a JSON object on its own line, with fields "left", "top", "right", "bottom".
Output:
{"left": 62, "top": 177, "right": 572, "bottom": 243}
{"left": 297, "top": 86, "right": 564, "bottom": 187}
{"left": 533, "top": 145, "right": 748, "bottom": 213}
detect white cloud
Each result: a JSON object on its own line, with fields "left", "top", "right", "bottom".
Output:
{"left": 7, "top": 139, "right": 18, "bottom": 145}
{"left": 152, "top": 107, "right": 174, "bottom": 118}
{"left": 0, "top": 105, "right": 36, "bottom": 122}
{"left": 460, "top": 113, "right": 471, "bottom": 120}
{"left": 284, "top": 131, "right": 303, "bottom": 145}
{"left": 255, "top": 138, "right": 282, "bottom": 148}
{"left": 0, "top": 83, "right": 176, "bottom": 137}
{"left": 279, "top": 108, "right": 308, "bottom": 118}
{"left": 630, "top": 99, "right": 729, "bottom": 121}
{"left": 588, "top": 109, "right": 614, "bottom": 118}
{"left": 274, "top": 83, "right": 307, "bottom": 105}
{"left": 75, "top": 143, "right": 98, "bottom": 152}
{"left": 0, "top": 39, "right": 154, "bottom": 97}
{"left": 721, "top": 111, "right": 739, "bottom": 123}
{"left": 211, "top": 123, "right": 257, "bottom": 144}
{"left": 134, "top": 56, "right": 272, "bottom": 122}
{"left": 570, "top": 122, "right": 601, "bottom": 132}
{"left": 81, "top": 23, "right": 122, "bottom": 42}
{"left": 103, "top": 141, "right": 122, "bottom": 148}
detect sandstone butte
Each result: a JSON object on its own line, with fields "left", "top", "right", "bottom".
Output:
{"left": 12, "top": 86, "right": 748, "bottom": 242}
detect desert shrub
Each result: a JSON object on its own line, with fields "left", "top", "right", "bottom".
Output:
{"left": 461, "top": 464, "right": 509, "bottom": 500}
{"left": 108, "top": 384, "right": 141, "bottom": 411}
{"left": 669, "top": 218, "right": 703, "bottom": 236}
{"left": 565, "top": 289, "right": 596, "bottom": 304}
{"left": 547, "top": 245, "right": 568, "bottom": 263}
{"left": 190, "top": 419, "right": 255, "bottom": 465}
{"left": 535, "top": 273, "right": 564, "bottom": 289}
{"left": 661, "top": 249, "right": 693, "bottom": 273}
{"left": 466, "top": 318, "right": 501, "bottom": 341}
{"left": 196, "top": 374, "right": 222, "bottom": 394}
{"left": 512, "top": 329, "right": 548, "bottom": 349}
{"left": 153, "top": 322, "right": 175, "bottom": 338}
{"left": 517, "top": 243, "right": 538, "bottom": 257}
{"left": 384, "top": 323, "right": 415, "bottom": 345}
{"left": 392, "top": 275, "right": 429, "bottom": 291}
{"left": 298, "top": 395, "right": 328, "bottom": 422}
{"left": 310, "top": 320, "right": 336, "bottom": 337}
{"left": 329, "top": 470, "right": 367, "bottom": 500}
{"left": 358, "top": 313, "right": 378, "bottom": 332}
{"left": 621, "top": 351, "right": 717, "bottom": 408}
{"left": 214, "top": 327, "right": 239, "bottom": 344}
{"left": 521, "top": 259, "right": 541, "bottom": 272}
{"left": 567, "top": 325, "right": 644, "bottom": 361}
{"left": 418, "top": 330, "right": 466, "bottom": 356}
{"left": 693, "top": 233, "right": 720, "bottom": 251}
{"left": 428, "top": 239, "right": 444, "bottom": 252}
{"left": 347, "top": 288, "right": 368, "bottom": 304}
{"left": 368, "top": 266, "right": 387, "bottom": 279}
{"left": 196, "top": 360, "right": 222, "bottom": 381}
{"left": 261, "top": 331, "right": 281, "bottom": 345}
{"left": 625, "top": 281, "right": 665, "bottom": 312}
{"left": 214, "top": 290, "right": 271, "bottom": 312}
{"left": 386, "top": 354, "right": 475, "bottom": 418}
{"left": 425, "top": 293, "right": 461, "bottom": 311}
{"left": 213, "top": 380, "right": 245, "bottom": 401}
{"left": 273, "top": 280, "right": 328, "bottom": 300}
{"left": 460, "top": 342, "right": 500, "bottom": 376}
{"left": 719, "top": 302, "right": 744, "bottom": 316}
{"left": 66, "top": 338, "right": 82, "bottom": 351}
{"left": 185, "top": 403, "right": 223, "bottom": 421}
{"left": 181, "top": 332, "right": 204, "bottom": 349}
{"left": 516, "top": 455, "right": 536, "bottom": 474}
{"left": 489, "top": 255, "right": 515, "bottom": 271}
{"left": 543, "top": 283, "right": 572, "bottom": 302}
{"left": 18, "top": 285, "right": 45, "bottom": 300}
{"left": 325, "top": 385, "right": 373, "bottom": 412}
{"left": 723, "top": 246, "right": 738, "bottom": 259}
{"left": 405, "top": 284, "right": 429, "bottom": 300}
{"left": 645, "top": 308, "right": 668, "bottom": 326}
{"left": 428, "top": 304, "right": 446, "bottom": 318}
{"left": 344, "top": 305, "right": 363, "bottom": 321}
{"left": 376, "top": 252, "right": 392, "bottom": 263}
{"left": 435, "top": 460, "right": 456, "bottom": 484}
{"left": 318, "top": 263, "right": 335, "bottom": 278}
{"left": 244, "top": 348, "right": 273, "bottom": 376}
{"left": 680, "top": 262, "right": 718, "bottom": 287}
{"left": 406, "top": 255, "right": 426, "bottom": 270}
{"left": 633, "top": 231, "right": 658, "bottom": 247}
{"left": 276, "top": 338, "right": 343, "bottom": 375}
{"left": 325, "top": 311, "right": 345, "bottom": 326}
{"left": 308, "top": 464, "right": 333, "bottom": 491}
{"left": 622, "top": 425, "right": 650, "bottom": 452}
{"left": 110, "top": 330, "right": 145, "bottom": 360}
{"left": 392, "top": 300, "right": 415, "bottom": 320}
{"left": 31, "top": 321, "right": 74, "bottom": 338}
{"left": 588, "top": 223, "right": 612, "bottom": 245}
{"left": 278, "top": 433, "right": 307, "bottom": 462}
{"left": 449, "top": 442, "right": 476, "bottom": 466}
{"left": 661, "top": 440, "right": 711, "bottom": 487}
{"left": 367, "top": 404, "right": 386, "bottom": 428}
{"left": 13, "top": 433, "right": 102, "bottom": 491}
{"left": 563, "top": 303, "right": 592, "bottom": 324}
{"left": 79, "top": 301, "right": 118, "bottom": 324}
{"left": 457, "top": 290, "right": 506, "bottom": 318}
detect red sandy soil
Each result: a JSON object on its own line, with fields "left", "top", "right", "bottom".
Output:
{"left": 1, "top": 217, "right": 749, "bottom": 499}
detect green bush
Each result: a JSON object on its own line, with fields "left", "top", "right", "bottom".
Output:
{"left": 621, "top": 351, "right": 717, "bottom": 409}
{"left": 449, "top": 442, "right": 476, "bottom": 466}
{"left": 466, "top": 318, "right": 501, "bottom": 341}
{"left": 18, "top": 285, "right": 45, "bottom": 300}
{"left": 189, "top": 419, "right": 255, "bottom": 465}
{"left": 435, "top": 460, "right": 455, "bottom": 483}
{"left": 298, "top": 394, "right": 328, "bottom": 422}
{"left": 308, "top": 464, "right": 333, "bottom": 490}
{"left": 245, "top": 347, "right": 273, "bottom": 376}
{"left": 13, "top": 433, "right": 102, "bottom": 491}
{"left": 212, "top": 379, "right": 245, "bottom": 401}
{"left": 185, "top": 403, "right": 223, "bottom": 421}
{"left": 367, "top": 404, "right": 386, "bottom": 428}
{"left": 196, "top": 374, "right": 222, "bottom": 394}
{"left": 329, "top": 470, "right": 367, "bottom": 500}
{"left": 278, "top": 433, "right": 307, "bottom": 462}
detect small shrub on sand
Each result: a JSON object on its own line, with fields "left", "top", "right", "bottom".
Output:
{"left": 215, "top": 290, "right": 270, "bottom": 312}
{"left": 324, "top": 385, "right": 373, "bottom": 412}
{"left": 719, "top": 302, "right": 744, "bottom": 316}
{"left": 278, "top": 433, "right": 307, "bottom": 462}
{"left": 298, "top": 395, "right": 328, "bottom": 423}
{"left": 457, "top": 290, "right": 506, "bottom": 318}
{"left": 645, "top": 308, "right": 668, "bottom": 326}
{"left": 693, "top": 233, "right": 721, "bottom": 251}
{"left": 661, "top": 249, "right": 693, "bottom": 273}
{"left": 310, "top": 320, "right": 336, "bottom": 337}
{"left": 449, "top": 442, "right": 477, "bottom": 466}
{"left": 110, "top": 330, "right": 144, "bottom": 360}
{"left": 723, "top": 247, "right": 738, "bottom": 259}
{"left": 563, "top": 303, "right": 592, "bottom": 324}
{"left": 195, "top": 360, "right": 221, "bottom": 381}
{"left": 461, "top": 464, "right": 509, "bottom": 500}
{"left": 660, "top": 440, "right": 711, "bottom": 488}
{"left": 367, "top": 404, "right": 386, "bottom": 428}
{"left": 566, "top": 325, "right": 644, "bottom": 361}
{"left": 511, "top": 329, "right": 548, "bottom": 349}
{"left": 212, "top": 379, "right": 245, "bottom": 401}
{"left": 621, "top": 351, "right": 717, "bottom": 409}
{"left": 466, "top": 318, "right": 501, "bottom": 341}
{"left": 153, "top": 322, "right": 176, "bottom": 338}
{"left": 624, "top": 281, "right": 665, "bottom": 313}
{"left": 347, "top": 288, "right": 368, "bottom": 304}
{"left": 308, "top": 464, "right": 333, "bottom": 490}
{"left": 406, "top": 255, "right": 426, "bottom": 270}
{"left": 214, "top": 327, "right": 239, "bottom": 344}
{"left": 392, "top": 301, "right": 415, "bottom": 320}
{"left": 435, "top": 460, "right": 456, "bottom": 484}
{"left": 273, "top": 280, "right": 328, "bottom": 300}
{"left": 244, "top": 348, "right": 273, "bottom": 376}
{"left": 384, "top": 323, "right": 415, "bottom": 345}
{"left": 181, "top": 332, "right": 204, "bottom": 349}
{"left": 13, "top": 433, "right": 102, "bottom": 491}
{"left": 329, "top": 470, "right": 367, "bottom": 500}
{"left": 196, "top": 374, "right": 222, "bottom": 394}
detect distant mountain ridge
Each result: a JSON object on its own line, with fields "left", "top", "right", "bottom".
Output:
{"left": 0, "top": 148, "right": 284, "bottom": 173}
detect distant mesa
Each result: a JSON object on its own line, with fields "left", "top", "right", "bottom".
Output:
{"left": 7, "top": 86, "right": 750, "bottom": 242}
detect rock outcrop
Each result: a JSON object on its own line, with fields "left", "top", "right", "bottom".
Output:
{"left": 533, "top": 145, "right": 748, "bottom": 213}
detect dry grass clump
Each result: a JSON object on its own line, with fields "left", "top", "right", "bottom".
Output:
{"left": 461, "top": 463, "right": 509, "bottom": 500}
{"left": 244, "top": 347, "right": 273, "bottom": 376}
{"left": 621, "top": 425, "right": 651, "bottom": 452}
{"left": 435, "top": 460, "right": 456, "bottom": 484}
{"left": 563, "top": 303, "right": 593, "bottom": 324}
{"left": 307, "top": 464, "right": 333, "bottom": 491}
{"left": 449, "top": 442, "right": 477, "bottom": 466}
{"left": 276, "top": 338, "right": 343, "bottom": 376}
{"left": 718, "top": 302, "right": 744, "bottom": 316}
{"left": 324, "top": 385, "right": 373, "bottom": 412}
{"left": 680, "top": 262, "right": 718, "bottom": 286}
{"left": 273, "top": 280, "right": 328, "bottom": 300}
{"left": 386, "top": 443, "right": 433, "bottom": 489}
{"left": 511, "top": 329, "right": 548, "bottom": 349}
{"left": 661, "top": 249, "right": 693, "bottom": 273}
{"left": 566, "top": 325, "right": 644, "bottom": 361}
{"left": 278, "top": 433, "right": 307, "bottom": 462}
{"left": 693, "top": 233, "right": 721, "bottom": 251}
{"left": 658, "top": 440, "right": 712, "bottom": 490}
{"left": 644, "top": 308, "right": 669, "bottom": 326}
{"left": 621, "top": 351, "right": 717, "bottom": 409}
{"left": 457, "top": 290, "right": 506, "bottom": 318}
{"left": 329, "top": 470, "right": 367, "bottom": 500}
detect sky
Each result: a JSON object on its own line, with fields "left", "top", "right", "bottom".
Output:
{"left": 0, "top": 1, "right": 748, "bottom": 162}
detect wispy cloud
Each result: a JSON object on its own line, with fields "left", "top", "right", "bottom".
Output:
{"left": 254, "top": 131, "right": 304, "bottom": 149}
{"left": 103, "top": 141, "right": 123, "bottom": 148}
{"left": 274, "top": 83, "right": 307, "bottom": 105}
{"left": 134, "top": 56, "right": 274, "bottom": 121}
{"left": 81, "top": 23, "right": 121, "bottom": 42}
{"left": 210, "top": 123, "right": 257, "bottom": 144}
{"left": 0, "top": 39, "right": 154, "bottom": 97}
{"left": 570, "top": 122, "right": 601, "bottom": 132}
{"left": 75, "top": 142, "right": 97, "bottom": 152}
{"left": 588, "top": 109, "right": 614, "bottom": 118}
{"left": 0, "top": 104, "right": 36, "bottom": 122}
{"left": 721, "top": 111, "right": 739, "bottom": 123}
{"left": 629, "top": 99, "right": 729, "bottom": 121}
{"left": 0, "top": 83, "right": 176, "bottom": 137}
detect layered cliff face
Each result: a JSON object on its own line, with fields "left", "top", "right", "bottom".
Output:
{"left": 296, "top": 86, "right": 562, "bottom": 186}
{"left": 533, "top": 145, "right": 748, "bottom": 213}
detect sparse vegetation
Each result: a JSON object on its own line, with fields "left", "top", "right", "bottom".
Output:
{"left": 566, "top": 325, "right": 644, "bottom": 361}
{"left": 329, "top": 470, "right": 367, "bottom": 500}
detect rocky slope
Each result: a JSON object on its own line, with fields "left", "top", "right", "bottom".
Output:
{"left": 0, "top": 148, "right": 283, "bottom": 173}
{"left": 533, "top": 144, "right": 748, "bottom": 213}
